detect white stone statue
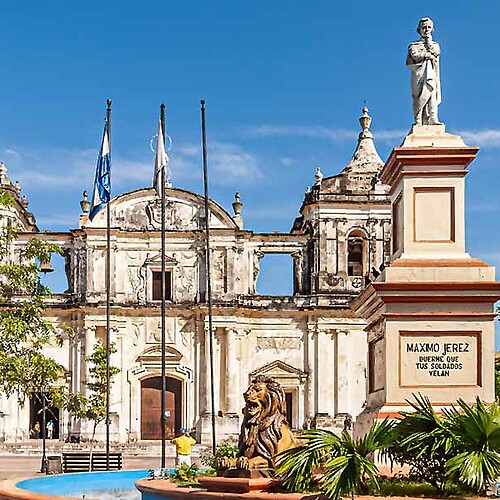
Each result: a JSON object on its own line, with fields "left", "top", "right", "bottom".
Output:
{"left": 406, "top": 17, "right": 441, "bottom": 126}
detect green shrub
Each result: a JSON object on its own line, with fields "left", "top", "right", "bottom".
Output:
{"left": 168, "top": 464, "right": 215, "bottom": 487}
{"left": 199, "top": 439, "right": 239, "bottom": 469}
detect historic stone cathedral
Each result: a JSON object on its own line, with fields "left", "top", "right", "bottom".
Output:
{"left": 0, "top": 106, "right": 392, "bottom": 443}
{"left": 1, "top": 17, "right": 498, "bottom": 445}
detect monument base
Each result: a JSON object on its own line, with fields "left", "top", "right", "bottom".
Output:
{"left": 217, "top": 468, "right": 273, "bottom": 479}
{"left": 402, "top": 123, "right": 465, "bottom": 147}
{"left": 198, "top": 476, "right": 277, "bottom": 493}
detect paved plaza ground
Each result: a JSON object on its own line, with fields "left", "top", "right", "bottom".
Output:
{"left": 0, "top": 453, "right": 178, "bottom": 480}
{"left": 0, "top": 439, "right": 208, "bottom": 481}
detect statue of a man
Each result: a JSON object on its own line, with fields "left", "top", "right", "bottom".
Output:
{"left": 406, "top": 17, "right": 441, "bottom": 126}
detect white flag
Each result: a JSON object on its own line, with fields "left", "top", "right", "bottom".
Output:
{"left": 153, "top": 119, "right": 168, "bottom": 196}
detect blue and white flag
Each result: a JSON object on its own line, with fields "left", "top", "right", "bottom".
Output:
{"left": 152, "top": 119, "right": 168, "bottom": 196}
{"left": 89, "top": 122, "right": 111, "bottom": 221}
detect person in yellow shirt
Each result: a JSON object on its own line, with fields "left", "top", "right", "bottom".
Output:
{"left": 171, "top": 428, "right": 196, "bottom": 467}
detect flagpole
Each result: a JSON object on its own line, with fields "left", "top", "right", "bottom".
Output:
{"left": 160, "top": 103, "right": 167, "bottom": 469}
{"left": 200, "top": 100, "right": 216, "bottom": 454}
{"left": 105, "top": 98, "right": 112, "bottom": 471}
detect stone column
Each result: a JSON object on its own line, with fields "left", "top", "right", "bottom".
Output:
{"left": 291, "top": 251, "right": 303, "bottom": 294}
{"left": 304, "top": 324, "right": 316, "bottom": 426}
{"left": 312, "top": 326, "right": 336, "bottom": 430}
{"left": 334, "top": 329, "right": 350, "bottom": 415}
{"left": 225, "top": 328, "right": 240, "bottom": 416}
{"left": 201, "top": 324, "right": 212, "bottom": 416}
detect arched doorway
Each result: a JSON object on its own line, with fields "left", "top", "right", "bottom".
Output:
{"left": 141, "top": 376, "right": 182, "bottom": 440}
{"left": 29, "top": 393, "right": 60, "bottom": 440}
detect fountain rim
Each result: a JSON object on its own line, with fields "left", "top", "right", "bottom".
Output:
{"left": 0, "top": 469, "right": 149, "bottom": 500}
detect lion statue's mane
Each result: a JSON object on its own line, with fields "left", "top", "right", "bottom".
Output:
{"left": 238, "top": 375, "right": 292, "bottom": 467}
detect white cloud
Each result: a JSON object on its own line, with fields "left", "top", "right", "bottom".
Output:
{"left": 281, "top": 157, "right": 294, "bottom": 166}
{"left": 35, "top": 213, "right": 79, "bottom": 227}
{"left": 248, "top": 125, "right": 500, "bottom": 148}
{"left": 456, "top": 129, "right": 500, "bottom": 147}
{"left": 245, "top": 124, "right": 405, "bottom": 143}
{"left": 176, "top": 145, "right": 199, "bottom": 157}
{"left": 249, "top": 124, "right": 356, "bottom": 141}
{"left": 5, "top": 148, "right": 20, "bottom": 157}
{"left": 467, "top": 201, "right": 499, "bottom": 213}
{"left": 170, "top": 141, "right": 262, "bottom": 186}
{"left": 0, "top": 139, "right": 263, "bottom": 194}
{"left": 209, "top": 141, "right": 262, "bottom": 183}
{"left": 8, "top": 148, "right": 96, "bottom": 190}
{"left": 112, "top": 159, "right": 156, "bottom": 186}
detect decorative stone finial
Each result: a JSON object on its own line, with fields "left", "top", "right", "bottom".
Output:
{"left": 80, "top": 189, "right": 90, "bottom": 214}
{"left": 0, "top": 162, "right": 7, "bottom": 185}
{"left": 232, "top": 191, "right": 243, "bottom": 216}
{"left": 315, "top": 167, "right": 323, "bottom": 186}
{"left": 305, "top": 186, "right": 311, "bottom": 194}
{"left": 14, "top": 180, "right": 21, "bottom": 195}
{"left": 21, "top": 195, "right": 28, "bottom": 208}
{"left": 359, "top": 106, "right": 372, "bottom": 132}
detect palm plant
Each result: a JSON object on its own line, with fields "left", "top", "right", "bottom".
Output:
{"left": 274, "top": 419, "right": 394, "bottom": 500}
{"left": 445, "top": 398, "right": 500, "bottom": 493}
{"left": 390, "top": 394, "right": 500, "bottom": 495}
{"left": 389, "top": 393, "right": 456, "bottom": 492}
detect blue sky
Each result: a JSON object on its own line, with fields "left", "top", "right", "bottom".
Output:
{"left": 1, "top": 1, "right": 499, "bottom": 337}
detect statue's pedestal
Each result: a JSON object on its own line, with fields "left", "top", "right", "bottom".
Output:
{"left": 199, "top": 477, "right": 277, "bottom": 493}
{"left": 352, "top": 126, "right": 500, "bottom": 435}
{"left": 401, "top": 123, "right": 465, "bottom": 147}
{"left": 217, "top": 468, "right": 273, "bottom": 479}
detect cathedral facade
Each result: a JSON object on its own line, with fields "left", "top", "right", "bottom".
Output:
{"left": 0, "top": 109, "right": 391, "bottom": 444}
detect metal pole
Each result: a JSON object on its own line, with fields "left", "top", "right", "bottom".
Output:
{"left": 200, "top": 100, "right": 216, "bottom": 454}
{"left": 40, "top": 392, "right": 47, "bottom": 473}
{"left": 160, "top": 103, "right": 167, "bottom": 469}
{"left": 105, "top": 98, "right": 112, "bottom": 471}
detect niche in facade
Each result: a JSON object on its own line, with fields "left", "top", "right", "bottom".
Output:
{"left": 347, "top": 230, "right": 366, "bottom": 277}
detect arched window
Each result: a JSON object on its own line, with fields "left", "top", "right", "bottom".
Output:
{"left": 347, "top": 230, "right": 366, "bottom": 277}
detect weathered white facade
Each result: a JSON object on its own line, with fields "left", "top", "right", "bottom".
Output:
{"left": 0, "top": 110, "right": 392, "bottom": 444}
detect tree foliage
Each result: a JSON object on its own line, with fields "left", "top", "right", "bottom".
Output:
{"left": 63, "top": 340, "right": 120, "bottom": 442}
{"left": 0, "top": 191, "right": 66, "bottom": 404}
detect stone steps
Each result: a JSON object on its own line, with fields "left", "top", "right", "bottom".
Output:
{"left": 0, "top": 441, "right": 207, "bottom": 456}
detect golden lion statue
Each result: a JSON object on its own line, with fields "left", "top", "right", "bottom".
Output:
{"left": 221, "top": 375, "right": 296, "bottom": 470}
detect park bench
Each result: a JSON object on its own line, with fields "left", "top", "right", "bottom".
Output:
{"left": 91, "top": 452, "right": 122, "bottom": 471}
{"left": 62, "top": 452, "right": 122, "bottom": 473}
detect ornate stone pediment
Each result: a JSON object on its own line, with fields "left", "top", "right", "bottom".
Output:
{"left": 250, "top": 360, "right": 308, "bottom": 382}
{"left": 87, "top": 188, "right": 238, "bottom": 231}
{"left": 144, "top": 253, "right": 178, "bottom": 267}
{"left": 136, "top": 345, "right": 183, "bottom": 364}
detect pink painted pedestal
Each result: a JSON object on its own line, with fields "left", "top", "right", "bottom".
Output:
{"left": 135, "top": 478, "right": 319, "bottom": 500}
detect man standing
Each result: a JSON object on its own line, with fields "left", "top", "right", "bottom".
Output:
{"left": 46, "top": 420, "right": 54, "bottom": 439}
{"left": 171, "top": 428, "right": 196, "bottom": 467}
{"left": 406, "top": 17, "right": 441, "bottom": 126}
